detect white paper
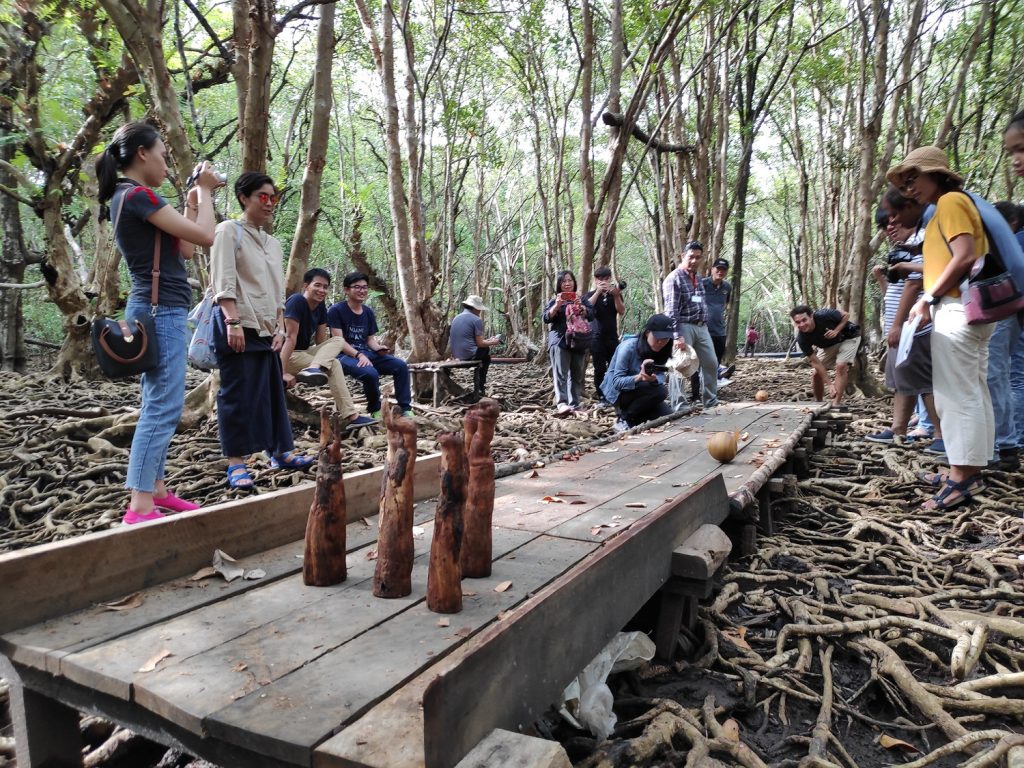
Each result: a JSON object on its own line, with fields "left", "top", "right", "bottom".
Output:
{"left": 896, "top": 314, "right": 922, "bottom": 368}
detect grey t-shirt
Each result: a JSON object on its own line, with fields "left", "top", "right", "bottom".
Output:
{"left": 450, "top": 309, "right": 483, "bottom": 359}
{"left": 701, "top": 277, "right": 732, "bottom": 337}
{"left": 111, "top": 181, "right": 193, "bottom": 308}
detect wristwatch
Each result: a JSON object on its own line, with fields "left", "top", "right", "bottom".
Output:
{"left": 921, "top": 292, "right": 940, "bottom": 306}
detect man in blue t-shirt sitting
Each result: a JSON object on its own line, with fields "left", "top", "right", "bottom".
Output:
{"left": 281, "top": 268, "right": 375, "bottom": 430}
{"left": 326, "top": 271, "right": 412, "bottom": 417}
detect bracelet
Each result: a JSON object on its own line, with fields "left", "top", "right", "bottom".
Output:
{"left": 224, "top": 318, "right": 241, "bottom": 326}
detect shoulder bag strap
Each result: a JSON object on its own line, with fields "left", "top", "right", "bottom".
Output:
{"left": 150, "top": 204, "right": 161, "bottom": 313}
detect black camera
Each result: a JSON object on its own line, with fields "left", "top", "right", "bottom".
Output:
{"left": 618, "top": 280, "right": 627, "bottom": 291}
{"left": 643, "top": 361, "right": 668, "bottom": 375}
{"left": 885, "top": 249, "right": 914, "bottom": 282}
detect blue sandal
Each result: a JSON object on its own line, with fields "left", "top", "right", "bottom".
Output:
{"left": 269, "top": 451, "right": 314, "bottom": 470}
{"left": 922, "top": 478, "right": 978, "bottom": 511}
{"left": 226, "top": 464, "right": 254, "bottom": 488}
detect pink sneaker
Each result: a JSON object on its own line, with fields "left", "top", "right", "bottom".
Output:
{"left": 123, "top": 508, "right": 165, "bottom": 525}
{"left": 154, "top": 491, "right": 201, "bottom": 513}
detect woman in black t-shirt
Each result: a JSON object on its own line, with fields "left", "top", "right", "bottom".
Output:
{"left": 95, "top": 122, "right": 224, "bottom": 525}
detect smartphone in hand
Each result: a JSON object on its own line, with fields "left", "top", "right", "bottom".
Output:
{"left": 560, "top": 291, "right": 577, "bottom": 302}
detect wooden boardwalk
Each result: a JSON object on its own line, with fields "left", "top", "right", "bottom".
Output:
{"left": 0, "top": 401, "right": 829, "bottom": 768}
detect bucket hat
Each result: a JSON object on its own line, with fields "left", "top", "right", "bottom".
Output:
{"left": 886, "top": 146, "right": 964, "bottom": 187}
{"left": 463, "top": 295, "right": 488, "bottom": 311}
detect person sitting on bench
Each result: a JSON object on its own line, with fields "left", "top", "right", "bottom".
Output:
{"left": 449, "top": 294, "right": 501, "bottom": 396}
{"left": 602, "top": 314, "right": 674, "bottom": 430}
{"left": 326, "top": 271, "right": 412, "bottom": 418}
{"left": 281, "top": 268, "right": 376, "bottom": 430}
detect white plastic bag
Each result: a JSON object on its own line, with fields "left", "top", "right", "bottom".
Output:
{"left": 187, "top": 290, "right": 217, "bottom": 370}
{"left": 560, "top": 631, "right": 656, "bottom": 740}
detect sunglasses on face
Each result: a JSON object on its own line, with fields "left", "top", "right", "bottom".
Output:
{"left": 899, "top": 172, "right": 919, "bottom": 193}
{"left": 256, "top": 192, "right": 279, "bottom": 206}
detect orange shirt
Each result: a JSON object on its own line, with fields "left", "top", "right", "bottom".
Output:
{"left": 922, "top": 191, "right": 987, "bottom": 298}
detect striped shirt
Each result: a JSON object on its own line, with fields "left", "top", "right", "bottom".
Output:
{"left": 662, "top": 267, "right": 706, "bottom": 337}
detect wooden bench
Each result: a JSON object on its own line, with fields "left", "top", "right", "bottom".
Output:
{"left": 407, "top": 360, "right": 481, "bottom": 406}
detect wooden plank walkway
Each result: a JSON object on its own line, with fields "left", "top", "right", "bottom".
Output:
{"left": 0, "top": 401, "right": 826, "bottom": 768}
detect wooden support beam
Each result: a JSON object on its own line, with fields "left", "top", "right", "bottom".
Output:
{"left": 0, "top": 657, "right": 82, "bottom": 768}
{"left": 454, "top": 730, "right": 571, "bottom": 768}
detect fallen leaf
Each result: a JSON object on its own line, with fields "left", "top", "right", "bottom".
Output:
{"left": 366, "top": 549, "right": 379, "bottom": 560}
{"left": 360, "top": 518, "right": 372, "bottom": 528}
{"left": 722, "top": 719, "right": 740, "bottom": 742}
{"left": 412, "top": 526, "right": 426, "bottom": 538}
{"left": 437, "top": 617, "right": 450, "bottom": 628}
{"left": 138, "top": 649, "right": 173, "bottom": 673}
{"left": 243, "top": 569, "right": 266, "bottom": 580}
{"left": 462, "top": 590, "right": 478, "bottom": 597}
{"left": 494, "top": 580, "right": 513, "bottom": 593}
{"left": 528, "top": 469, "right": 540, "bottom": 478}
{"left": 878, "top": 734, "right": 920, "bottom": 753}
{"left": 190, "top": 567, "right": 217, "bottom": 582}
{"left": 639, "top": 475, "right": 657, "bottom": 480}
{"left": 722, "top": 627, "right": 751, "bottom": 650}
{"left": 212, "top": 550, "right": 244, "bottom": 582}
{"left": 454, "top": 626, "right": 473, "bottom": 638}
{"left": 232, "top": 662, "right": 248, "bottom": 672}
{"left": 570, "top": 499, "right": 586, "bottom": 505}
{"left": 624, "top": 502, "right": 647, "bottom": 508}
{"left": 540, "top": 495, "right": 565, "bottom": 504}
{"left": 533, "top": 461, "right": 546, "bottom": 468}
{"left": 98, "top": 592, "right": 145, "bottom": 611}
{"left": 554, "top": 491, "right": 582, "bottom": 496}
{"left": 597, "top": 448, "right": 619, "bottom": 453}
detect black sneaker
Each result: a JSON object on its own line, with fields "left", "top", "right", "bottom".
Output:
{"left": 1000, "top": 448, "right": 1021, "bottom": 472}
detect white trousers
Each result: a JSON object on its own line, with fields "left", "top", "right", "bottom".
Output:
{"left": 931, "top": 298, "right": 994, "bottom": 466}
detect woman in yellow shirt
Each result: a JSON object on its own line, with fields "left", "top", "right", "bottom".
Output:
{"left": 887, "top": 146, "right": 993, "bottom": 510}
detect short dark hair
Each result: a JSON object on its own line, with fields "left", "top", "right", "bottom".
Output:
{"left": 343, "top": 271, "right": 369, "bottom": 288}
{"left": 875, "top": 205, "right": 889, "bottom": 230}
{"left": 790, "top": 304, "right": 813, "bottom": 319}
{"left": 554, "top": 269, "right": 577, "bottom": 292}
{"left": 883, "top": 184, "right": 913, "bottom": 211}
{"left": 683, "top": 240, "right": 703, "bottom": 253}
{"left": 594, "top": 265, "right": 612, "bottom": 279}
{"left": 1008, "top": 109, "right": 1024, "bottom": 133}
{"left": 235, "top": 172, "right": 276, "bottom": 210}
{"left": 303, "top": 268, "right": 331, "bottom": 286}
{"left": 995, "top": 201, "right": 1021, "bottom": 231}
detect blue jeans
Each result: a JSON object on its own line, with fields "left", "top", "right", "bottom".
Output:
{"left": 338, "top": 350, "right": 411, "bottom": 412}
{"left": 1012, "top": 324, "right": 1024, "bottom": 448}
{"left": 987, "top": 317, "right": 1019, "bottom": 454}
{"left": 124, "top": 303, "right": 188, "bottom": 492}
{"left": 915, "top": 397, "right": 933, "bottom": 433}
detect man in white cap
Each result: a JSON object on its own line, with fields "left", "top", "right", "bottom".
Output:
{"left": 449, "top": 295, "right": 502, "bottom": 396}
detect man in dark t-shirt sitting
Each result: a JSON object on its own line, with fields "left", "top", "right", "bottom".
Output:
{"left": 326, "top": 271, "right": 412, "bottom": 417}
{"left": 790, "top": 304, "right": 861, "bottom": 406}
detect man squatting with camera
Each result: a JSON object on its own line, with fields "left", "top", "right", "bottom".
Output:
{"left": 601, "top": 314, "right": 675, "bottom": 429}
{"left": 583, "top": 265, "right": 626, "bottom": 404}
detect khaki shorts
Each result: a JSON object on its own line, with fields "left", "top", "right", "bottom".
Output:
{"left": 816, "top": 336, "right": 860, "bottom": 369}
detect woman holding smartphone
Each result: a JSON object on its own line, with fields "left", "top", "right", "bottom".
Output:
{"left": 543, "top": 270, "right": 594, "bottom": 414}
{"left": 95, "top": 121, "right": 224, "bottom": 524}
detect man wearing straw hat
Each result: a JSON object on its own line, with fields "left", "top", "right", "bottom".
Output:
{"left": 449, "top": 295, "right": 502, "bottom": 397}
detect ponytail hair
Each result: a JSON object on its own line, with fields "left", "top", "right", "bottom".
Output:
{"left": 94, "top": 121, "right": 161, "bottom": 204}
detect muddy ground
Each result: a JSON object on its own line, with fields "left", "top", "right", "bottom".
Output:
{"left": 2, "top": 354, "right": 1024, "bottom": 767}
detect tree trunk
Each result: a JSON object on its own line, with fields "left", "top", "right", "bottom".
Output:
{"left": 304, "top": 410, "right": 348, "bottom": 587}
{"left": 427, "top": 430, "right": 466, "bottom": 614}
{"left": 460, "top": 398, "right": 500, "bottom": 578}
{"left": 285, "top": 2, "right": 335, "bottom": 295}
{"left": 240, "top": 0, "right": 276, "bottom": 174}
{"left": 373, "top": 404, "right": 417, "bottom": 598}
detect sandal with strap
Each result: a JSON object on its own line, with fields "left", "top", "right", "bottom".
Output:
{"left": 226, "top": 463, "right": 255, "bottom": 489}
{"left": 916, "top": 471, "right": 986, "bottom": 494}
{"left": 921, "top": 478, "right": 978, "bottom": 511}
{"left": 269, "top": 451, "right": 314, "bottom": 470}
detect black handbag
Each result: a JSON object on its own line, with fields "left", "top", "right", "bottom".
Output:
{"left": 91, "top": 186, "right": 161, "bottom": 379}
